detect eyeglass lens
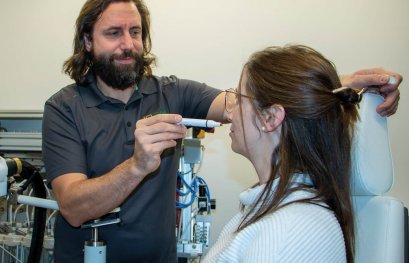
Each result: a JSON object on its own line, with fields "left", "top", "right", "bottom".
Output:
{"left": 225, "top": 90, "right": 237, "bottom": 113}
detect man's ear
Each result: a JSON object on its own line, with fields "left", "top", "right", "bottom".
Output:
{"left": 84, "top": 34, "right": 92, "bottom": 52}
{"left": 261, "top": 104, "right": 285, "bottom": 132}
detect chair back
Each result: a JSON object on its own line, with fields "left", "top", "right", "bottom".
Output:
{"left": 351, "top": 93, "right": 406, "bottom": 263}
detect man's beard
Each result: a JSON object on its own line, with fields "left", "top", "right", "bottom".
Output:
{"left": 93, "top": 50, "right": 144, "bottom": 90}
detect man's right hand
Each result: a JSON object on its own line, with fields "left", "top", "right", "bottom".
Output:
{"left": 52, "top": 114, "right": 187, "bottom": 227}
{"left": 132, "top": 114, "right": 187, "bottom": 175}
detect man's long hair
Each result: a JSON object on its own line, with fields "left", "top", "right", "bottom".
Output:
{"left": 63, "top": 0, "right": 156, "bottom": 84}
{"left": 237, "top": 45, "right": 358, "bottom": 263}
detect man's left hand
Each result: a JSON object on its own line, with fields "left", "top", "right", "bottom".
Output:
{"left": 340, "top": 68, "right": 402, "bottom": 116}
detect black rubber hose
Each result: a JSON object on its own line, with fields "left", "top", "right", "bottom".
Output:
{"left": 20, "top": 160, "right": 47, "bottom": 263}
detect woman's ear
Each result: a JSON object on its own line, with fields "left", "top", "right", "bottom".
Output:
{"left": 84, "top": 34, "right": 92, "bottom": 52}
{"left": 261, "top": 104, "right": 285, "bottom": 132}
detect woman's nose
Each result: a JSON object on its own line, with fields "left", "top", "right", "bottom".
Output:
{"left": 226, "top": 110, "right": 233, "bottom": 123}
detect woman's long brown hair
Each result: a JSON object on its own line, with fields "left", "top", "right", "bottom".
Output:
{"left": 237, "top": 45, "right": 358, "bottom": 263}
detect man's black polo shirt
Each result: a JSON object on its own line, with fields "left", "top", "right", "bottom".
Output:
{"left": 42, "top": 74, "right": 221, "bottom": 263}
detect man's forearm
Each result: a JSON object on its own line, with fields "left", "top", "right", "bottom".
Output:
{"left": 54, "top": 158, "right": 146, "bottom": 227}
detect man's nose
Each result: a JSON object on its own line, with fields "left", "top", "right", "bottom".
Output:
{"left": 120, "top": 32, "right": 134, "bottom": 50}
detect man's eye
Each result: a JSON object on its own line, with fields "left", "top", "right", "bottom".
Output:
{"left": 106, "top": 31, "right": 119, "bottom": 37}
{"left": 130, "top": 30, "right": 140, "bottom": 38}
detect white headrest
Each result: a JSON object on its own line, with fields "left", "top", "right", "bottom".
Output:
{"left": 351, "top": 93, "right": 394, "bottom": 196}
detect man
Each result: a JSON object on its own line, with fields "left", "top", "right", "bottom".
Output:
{"left": 42, "top": 0, "right": 401, "bottom": 262}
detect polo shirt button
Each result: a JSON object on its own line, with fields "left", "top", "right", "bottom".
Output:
{"left": 124, "top": 106, "right": 129, "bottom": 110}
{"left": 126, "top": 121, "right": 132, "bottom": 127}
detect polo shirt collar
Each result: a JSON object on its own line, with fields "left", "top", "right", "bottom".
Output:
{"left": 138, "top": 77, "right": 158, "bottom": 95}
{"left": 79, "top": 74, "right": 108, "bottom": 108}
{"left": 79, "top": 73, "right": 159, "bottom": 108}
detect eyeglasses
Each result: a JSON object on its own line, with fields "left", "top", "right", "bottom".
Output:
{"left": 224, "top": 88, "right": 257, "bottom": 113}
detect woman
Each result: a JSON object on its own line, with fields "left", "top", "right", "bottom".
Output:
{"left": 203, "top": 45, "right": 359, "bottom": 263}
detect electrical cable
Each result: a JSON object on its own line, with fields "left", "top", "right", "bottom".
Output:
{"left": 176, "top": 172, "right": 212, "bottom": 210}
{"left": 26, "top": 189, "right": 34, "bottom": 229}
{"left": 44, "top": 180, "right": 52, "bottom": 199}
{"left": 176, "top": 171, "right": 198, "bottom": 209}
{"left": 13, "top": 203, "right": 25, "bottom": 225}
{"left": 46, "top": 210, "right": 57, "bottom": 236}
{"left": 176, "top": 172, "right": 195, "bottom": 196}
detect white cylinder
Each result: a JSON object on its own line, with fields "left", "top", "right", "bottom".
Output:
{"left": 17, "top": 195, "right": 59, "bottom": 210}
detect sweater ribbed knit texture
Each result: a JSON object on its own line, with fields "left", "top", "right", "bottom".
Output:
{"left": 202, "top": 175, "right": 346, "bottom": 263}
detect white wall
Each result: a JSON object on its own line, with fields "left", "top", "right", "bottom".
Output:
{"left": 1, "top": 0, "right": 408, "bottom": 246}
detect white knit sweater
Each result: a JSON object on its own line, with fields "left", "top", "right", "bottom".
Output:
{"left": 202, "top": 176, "right": 346, "bottom": 263}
